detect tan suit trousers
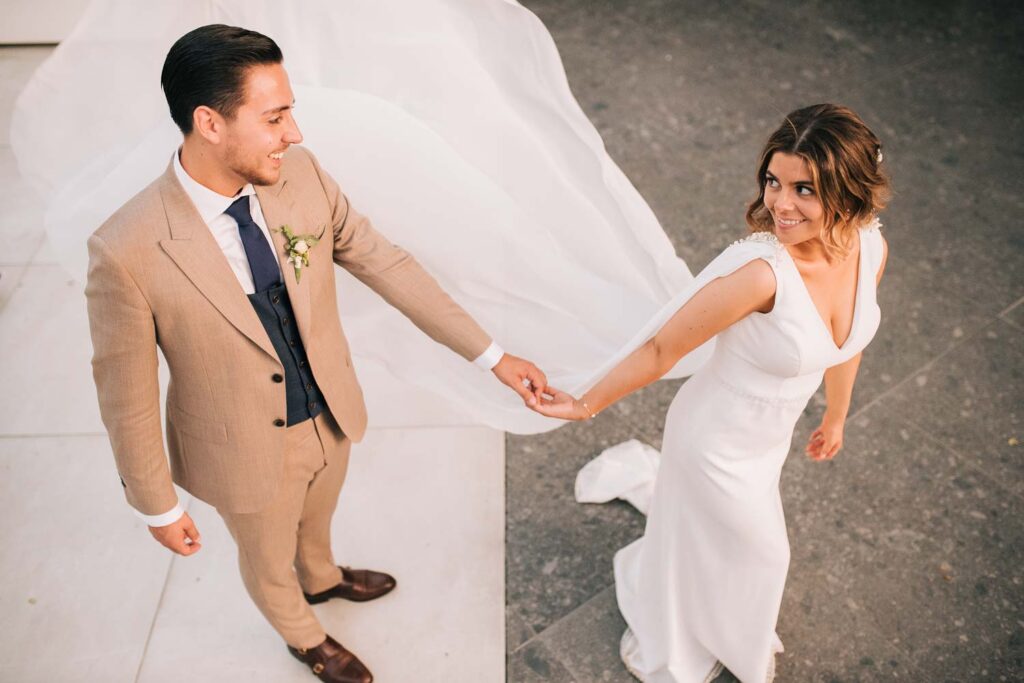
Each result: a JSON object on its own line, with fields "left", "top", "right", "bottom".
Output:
{"left": 219, "top": 410, "right": 350, "bottom": 649}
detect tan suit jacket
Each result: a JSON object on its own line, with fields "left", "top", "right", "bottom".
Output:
{"left": 86, "top": 146, "right": 491, "bottom": 515}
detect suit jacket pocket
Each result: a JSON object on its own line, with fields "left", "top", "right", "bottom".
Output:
{"left": 167, "top": 402, "right": 228, "bottom": 444}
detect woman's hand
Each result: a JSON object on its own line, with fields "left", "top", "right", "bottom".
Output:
{"left": 531, "top": 387, "right": 590, "bottom": 421}
{"left": 806, "top": 413, "right": 845, "bottom": 461}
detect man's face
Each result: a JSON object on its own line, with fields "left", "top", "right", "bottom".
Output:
{"left": 221, "top": 62, "right": 302, "bottom": 186}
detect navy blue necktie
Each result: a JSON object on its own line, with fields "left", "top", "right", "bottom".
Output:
{"left": 224, "top": 195, "right": 281, "bottom": 292}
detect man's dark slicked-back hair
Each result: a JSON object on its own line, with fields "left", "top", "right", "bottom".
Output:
{"left": 161, "top": 24, "right": 283, "bottom": 135}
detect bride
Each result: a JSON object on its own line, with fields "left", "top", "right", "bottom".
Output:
{"left": 533, "top": 104, "right": 890, "bottom": 681}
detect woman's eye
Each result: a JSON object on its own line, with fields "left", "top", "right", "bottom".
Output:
{"left": 269, "top": 117, "right": 282, "bottom": 124}
{"left": 765, "top": 177, "right": 779, "bottom": 188}
{"left": 796, "top": 185, "right": 815, "bottom": 196}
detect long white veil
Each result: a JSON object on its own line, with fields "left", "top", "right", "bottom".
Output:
{"left": 11, "top": 0, "right": 712, "bottom": 433}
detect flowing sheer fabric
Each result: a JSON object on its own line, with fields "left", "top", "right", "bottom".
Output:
{"left": 11, "top": 0, "right": 711, "bottom": 433}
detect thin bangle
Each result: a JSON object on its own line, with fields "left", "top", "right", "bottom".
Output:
{"left": 580, "top": 397, "right": 598, "bottom": 419}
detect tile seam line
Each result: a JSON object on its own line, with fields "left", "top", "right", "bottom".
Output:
{"left": 505, "top": 605, "right": 538, "bottom": 656}
{"left": 900, "top": 415, "right": 1024, "bottom": 507}
{"left": 132, "top": 502, "right": 189, "bottom": 683}
{"left": 999, "top": 314, "right": 1024, "bottom": 333}
{"left": 844, "top": 318, "right": 1000, "bottom": 424}
{"left": 510, "top": 581, "right": 616, "bottom": 657}
{"left": 999, "top": 295, "right": 1024, "bottom": 317}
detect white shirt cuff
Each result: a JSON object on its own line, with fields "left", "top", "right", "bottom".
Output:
{"left": 133, "top": 502, "right": 185, "bottom": 527}
{"left": 473, "top": 341, "right": 504, "bottom": 370}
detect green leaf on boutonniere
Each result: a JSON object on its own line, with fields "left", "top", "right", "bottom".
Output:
{"left": 274, "top": 224, "right": 327, "bottom": 283}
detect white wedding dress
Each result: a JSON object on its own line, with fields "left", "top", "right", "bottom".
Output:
{"left": 10, "top": 0, "right": 712, "bottom": 434}
{"left": 579, "top": 223, "right": 885, "bottom": 682}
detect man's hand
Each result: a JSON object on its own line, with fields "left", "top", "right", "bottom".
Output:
{"left": 148, "top": 511, "right": 202, "bottom": 556}
{"left": 492, "top": 353, "right": 547, "bottom": 407}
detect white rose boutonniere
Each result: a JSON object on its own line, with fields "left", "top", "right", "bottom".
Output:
{"left": 275, "top": 224, "right": 326, "bottom": 283}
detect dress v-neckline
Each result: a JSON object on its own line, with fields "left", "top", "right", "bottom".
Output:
{"left": 784, "top": 229, "right": 865, "bottom": 351}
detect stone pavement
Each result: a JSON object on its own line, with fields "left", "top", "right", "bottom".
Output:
{"left": 507, "top": 1, "right": 1023, "bottom": 681}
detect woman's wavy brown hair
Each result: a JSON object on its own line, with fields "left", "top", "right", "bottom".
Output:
{"left": 745, "top": 104, "right": 891, "bottom": 257}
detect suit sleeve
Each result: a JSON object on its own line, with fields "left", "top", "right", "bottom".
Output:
{"left": 85, "top": 234, "right": 178, "bottom": 516}
{"left": 303, "top": 148, "right": 493, "bottom": 362}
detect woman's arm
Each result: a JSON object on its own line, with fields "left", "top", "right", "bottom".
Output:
{"left": 806, "top": 352, "right": 862, "bottom": 460}
{"left": 534, "top": 259, "right": 777, "bottom": 420}
{"left": 806, "top": 233, "right": 888, "bottom": 460}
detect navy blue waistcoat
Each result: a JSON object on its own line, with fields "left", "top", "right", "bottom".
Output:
{"left": 248, "top": 283, "right": 324, "bottom": 425}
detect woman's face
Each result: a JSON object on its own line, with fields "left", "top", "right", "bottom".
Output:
{"left": 763, "top": 152, "right": 824, "bottom": 245}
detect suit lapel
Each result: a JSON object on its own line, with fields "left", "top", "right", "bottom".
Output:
{"left": 156, "top": 165, "right": 278, "bottom": 360}
{"left": 256, "top": 181, "right": 313, "bottom": 344}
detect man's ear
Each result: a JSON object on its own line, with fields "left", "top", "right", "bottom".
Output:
{"left": 192, "top": 105, "right": 223, "bottom": 144}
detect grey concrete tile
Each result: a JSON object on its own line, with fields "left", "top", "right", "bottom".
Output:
{"left": 507, "top": 414, "right": 646, "bottom": 634}
{"left": 509, "top": 1, "right": 1023, "bottom": 678}
{"left": 536, "top": 586, "right": 747, "bottom": 682}
{"left": 842, "top": 50, "right": 1024, "bottom": 317}
{"left": 869, "top": 158, "right": 1024, "bottom": 318}
{"left": 507, "top": 639, "right": 577, "bottom": 683}
{"left": 535, "top": 586, "right": 633, "bottom": 683}
{"left": 851, "top": 253, "right": 997, "bottom": 413}
{"left": 858, "top": 45, "right": 1023, "bottom": 195}
{"left": 779, "top": 400, "right": 1023, "bottom": 679}
{"left": 885, "top": 320, "right": 1023, "bottom": 498}
{"left": 767, "top": 0, "right": 1024, "bottom": 74}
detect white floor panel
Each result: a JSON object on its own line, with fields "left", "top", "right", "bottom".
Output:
{"left": 0, "top": 47, "right": 52, "bottom": 146}
{"left": 0, "top": 261, "right": 29, "bottom": 311}
{"left": 0, "top": 435, "right": 185, "bottom": 683}
{"left": 0, "top": 263, "right": 104, "bottom": 435}
{"left": 0, "top": 144, "right": 47, "bottom": 266}
{"left": 138, "top": 426, "right": 505, "bottom": 683}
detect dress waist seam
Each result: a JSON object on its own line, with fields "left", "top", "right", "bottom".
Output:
{"left": 707, "top": 366, "right": 811, "bottom": 405}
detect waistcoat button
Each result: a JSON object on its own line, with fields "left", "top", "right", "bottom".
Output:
{"left": 271, "top": 373, "right": 283, "bottom": 383}
{"left": 273, "top": 418, "right": 285, "bottom": 427}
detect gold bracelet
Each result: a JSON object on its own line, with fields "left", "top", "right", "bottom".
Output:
{"left": 580, "top": 398, "right": 598, "bottom": 419}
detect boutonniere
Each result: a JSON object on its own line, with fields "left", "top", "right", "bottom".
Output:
{"left": 275, "top": 224, "right": 326, "bottom": 282}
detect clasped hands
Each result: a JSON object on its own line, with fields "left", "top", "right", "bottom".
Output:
{"left": 490, "top": 353, "right": 590, "bottom": 421}
{"left": 494, "top": 354, "right": 848, "bottom": 462}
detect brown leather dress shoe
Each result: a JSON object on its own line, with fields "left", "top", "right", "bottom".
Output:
{"left": 304, "top": 566, "right": 397, "bottom": 604}
{"left": 288, "top": 635, "right": 373, "bottom": 683}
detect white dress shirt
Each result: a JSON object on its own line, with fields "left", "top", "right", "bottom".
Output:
{"left": 133, "top": 151, "right": 504, "bottom": 527}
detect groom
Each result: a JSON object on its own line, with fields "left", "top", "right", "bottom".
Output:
{"left": 85, "top": 24, "right": 545, "bottom": 683}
